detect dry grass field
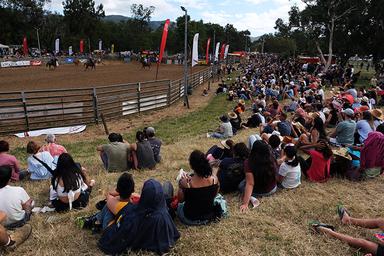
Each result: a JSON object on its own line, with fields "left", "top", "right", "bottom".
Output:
{"left": 2, "top": 81, "right": 384, "bottom": 256}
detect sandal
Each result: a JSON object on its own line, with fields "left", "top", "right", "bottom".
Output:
{"left": 336, "top": 203, "right": 349, "bottom": 222}
{"left": 309, "top": 220, "right": 335, "bottom": 233}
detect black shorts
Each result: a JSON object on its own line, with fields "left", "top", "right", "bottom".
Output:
{"left": 378, "top": 244, "right": 384, "bottom": 256}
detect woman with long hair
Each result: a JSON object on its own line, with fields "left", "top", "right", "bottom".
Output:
{"left": 50, "top": 153, "right": 94, "bottom": 212}
{"left": 130, "top": 131, "right": 156, "bottom": 170}
{"left": 299, "top": 139, "right": 333, "bottom": 182}
{"left": 299, "top": 116, "right": 327, "bottom": 148}
{"left": 177, "top": 150, "right": 220, "bottom": 225}
{"left": 240, "top": 141, "right": 277, "bottom": 212}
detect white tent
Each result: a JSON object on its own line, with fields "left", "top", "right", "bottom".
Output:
{"left": 0, "top": 44, "right": 9, "bottom": 49}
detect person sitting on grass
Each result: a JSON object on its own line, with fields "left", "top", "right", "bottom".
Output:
{"left": 0, "top": 211, "right": 32, "bottom": 252}
{"left": 299, "top": 116, "right": 328, "bottom": 148}
{"left": 97, "top": 133, "right": 131, "bottom": 172}
{"left": 98, "top": 179, "right": 180, "bottom": 255}
{"left": 217, "top": 142, "right": 250, "bottom": 193}
{"left": 50, "top": 153, "right": 94, "bottom": 212}
{"left": 79, "top": 172, "right": 138, "bottom": 232}
{"left": 26, "top": 141, "right": 55, "bottom": 180}
{"left": 299, "top": 139, "right": 333, "bottom": 182}
{"left": 39, "top": 134, "right": 67, "bottom": 159}
{"left": 0, "top": 166, "right": 34, "bottom": 229}
{"left": 329, "top": 108, "right": 356, "bottom": 146}
{"left": 276, "top": 144, "right": 301, "bottom": 189}
{"left": 207, "top": 114, "right": 233, "bottom": 139}
{"left": 177, "top": 150, "right": 220, "bottom": 225}
{"left": 240, "top": 141, "right": 278, "bottom": 212}
{"left": 130, "top": 131, "right": 156, "bottom": 170}
{"left": 144, "top": 127, "right": 162, "bottom": 163}
{"left": 0, "top": 140, "right": 28, "bottom": 182}
{"left": 311, "top": 205, "right": 384, "bottom": 256}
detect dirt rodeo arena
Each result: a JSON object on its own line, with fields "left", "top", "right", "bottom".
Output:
{"left": 0, "top": 60, "right": 205, "bottom": 91}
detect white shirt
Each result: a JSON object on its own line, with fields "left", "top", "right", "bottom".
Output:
{"left": 279, "top": 162, "right": 301, "bottom": 189}
{"left": 0, "top": 185, "right": 30, "bottom": 226}
{"left": 318, "top": 111, "right": 326, "bottom": 124}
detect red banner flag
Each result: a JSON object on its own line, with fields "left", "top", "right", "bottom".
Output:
{"left": 206, "top": 38, "right": 211, "bottom": 64}
{"left": 158, "top": 19, "right": 170, "bottom": 64}
{"left": 23, "top": 36, "right": 28, "bottom": 56}
{"left": 220, "top": 43, "right": 226, "bottom": 60}
{"left": 80, "top": 39, "right": 84, "bottom": 53}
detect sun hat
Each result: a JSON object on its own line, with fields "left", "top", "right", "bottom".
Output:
{"left": 323, "top": 107, "right": 330, "bottom": 115}
{"left": 370, "top": 109, "right": 384, "bottom": 120}
{"left": 332, "top": 147, "right": 352, "bottom": 161}
{"left": 361, "top": 96, "right": 369, "bottom": 103}
{"left": 342, "top": 108, "right": 354, "bottom": 117}
{"left": 220, "top": 140, "right": 231, "bottom": 149}
{"left": 238, "top": 99, "right": 245, "bottom": 105}
{"left": 228, "top": 111, "right": 238, "bottom": 119}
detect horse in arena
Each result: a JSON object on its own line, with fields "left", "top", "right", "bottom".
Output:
{"left": 73, "top": 59, "right": 80, "bottom": 66}
{"left": 46, "top": 59, "right": 58, "bottom": 70}
{"left": 84, "top": 59, "right": 96, "bottom": 71}
{"left": 141, "top": 59, "right": 151, "bottom": 69}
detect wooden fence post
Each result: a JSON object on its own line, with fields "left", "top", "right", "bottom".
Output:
{"left": 21, "top": 92, "right": 30, "bottom": 131}
{"left": 137, "top": 82, "right": 141, "bottom": 114}
{"left": 92, "top": 88, "right": 99, "bottom": 124}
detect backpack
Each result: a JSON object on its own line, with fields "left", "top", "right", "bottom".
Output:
{"left": 98, "top": 203, "right": 137, "bottom": 255}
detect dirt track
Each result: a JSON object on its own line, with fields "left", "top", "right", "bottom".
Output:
{"left": 0, "top": 61, "right": 206, "bottom": 91}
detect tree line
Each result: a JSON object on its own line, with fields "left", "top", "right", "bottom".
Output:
{"left": 0, "top": 0, "right": 251, "bottom": 55}
{"left": 253, "top": 0, "right": 384, "bottom": 69}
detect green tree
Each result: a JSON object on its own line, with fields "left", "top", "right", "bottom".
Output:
{"left": 62, "top": 0, "right": 104, "bottom": 51}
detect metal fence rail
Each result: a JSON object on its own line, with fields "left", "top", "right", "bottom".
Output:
{"left": 0, "top": 66, "right": 216, "bottom": 135}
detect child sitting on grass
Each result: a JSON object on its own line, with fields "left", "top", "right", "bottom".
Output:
{"left": 79, "top": 172, "right": 139, "bottom": 231}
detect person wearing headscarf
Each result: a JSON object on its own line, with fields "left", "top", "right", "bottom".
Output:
{"left": 98, "top": 179, "right": 180, "bottom": 255}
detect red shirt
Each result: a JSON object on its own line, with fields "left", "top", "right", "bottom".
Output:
{"left": 307, "top": 150, "right": 331, "bottom": 182}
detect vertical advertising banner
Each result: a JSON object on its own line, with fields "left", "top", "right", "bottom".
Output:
{"left": 68, "top": 46, "right": 73, "bottom": 55}
{"left": 80, "top": 39, "right": 84, "bottom": 53}
{"left": 206, "top": 38, "right": 211, "bottom": 64}
{"left": 111, "top": 44, "right": 114, "bottom": 54}
{"left": 158, "top": 19, "right": 170, "bottom": 64}
{"left": 23, "top": 36, "right": 28, "bottom": 56}
{"left": 55, "top": 38, "right": 60, "bottom": 54}
{"left": 98, "top": 40, "right": 102, "bottom": 51}
{"left": 214, "top": 42, "right": 220, "bottom": 62}
{"left": 191, "top": 33, "right": 199, "bottom": 67}
{"left": 224, "top": 44, "right": 230, "bottom": 59}
{"left": 220, "top": 43, "right": 226, "bottom": 60}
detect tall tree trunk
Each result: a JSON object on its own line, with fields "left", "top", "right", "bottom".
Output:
{"left": 315, "top": 41, "right": 326, "bottom": 65}
{"left": 325, "top": 18, "right": 335, "bottom": 71}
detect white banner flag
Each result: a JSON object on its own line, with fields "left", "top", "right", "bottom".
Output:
{"left": 68, "top": 46, "right": 73, "bottom": 55}
{"left": 55, "top": 38, "right": 60, "bottom": 54}
{"left": 192, "top": 33, "right": 199, "bottom": 67}
{"left": 98, "top": 40, "right": 102, "bottom": 51}
{"left": 224, "top": 44, "right": 229, "bottom": 59}
{"left": 214, "top": 42, "right": 220, "bottom": 62}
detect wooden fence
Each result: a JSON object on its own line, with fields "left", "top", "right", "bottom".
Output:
{"left": 0, "top": 65, "right": 218, "bottom": 135}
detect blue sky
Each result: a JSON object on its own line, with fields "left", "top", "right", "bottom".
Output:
{"left": 45, "top": 0, "right": 305, "bottom": 36}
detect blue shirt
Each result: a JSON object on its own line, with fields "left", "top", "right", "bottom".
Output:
{"left": 27, "top": 151, "right": 55, "bottom": 180}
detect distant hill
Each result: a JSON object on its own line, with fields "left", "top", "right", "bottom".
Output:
{"left": 103, "top": 15, "right": 169, "bottom": 30}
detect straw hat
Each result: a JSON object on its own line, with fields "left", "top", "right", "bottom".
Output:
{"left": 220, "top": 140, "right": 231, "bottom": 149}
{"left": 371, "top": 109, "right": 384, "bottom": 120}
{"left": 228, "top": 111, "right": 238, "bottom": 119}
{"left": 332, "top": 147, "right": 352, "bottom": 161}
{"left": 238, "top": 99, "right": 245, "bottom": 106}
